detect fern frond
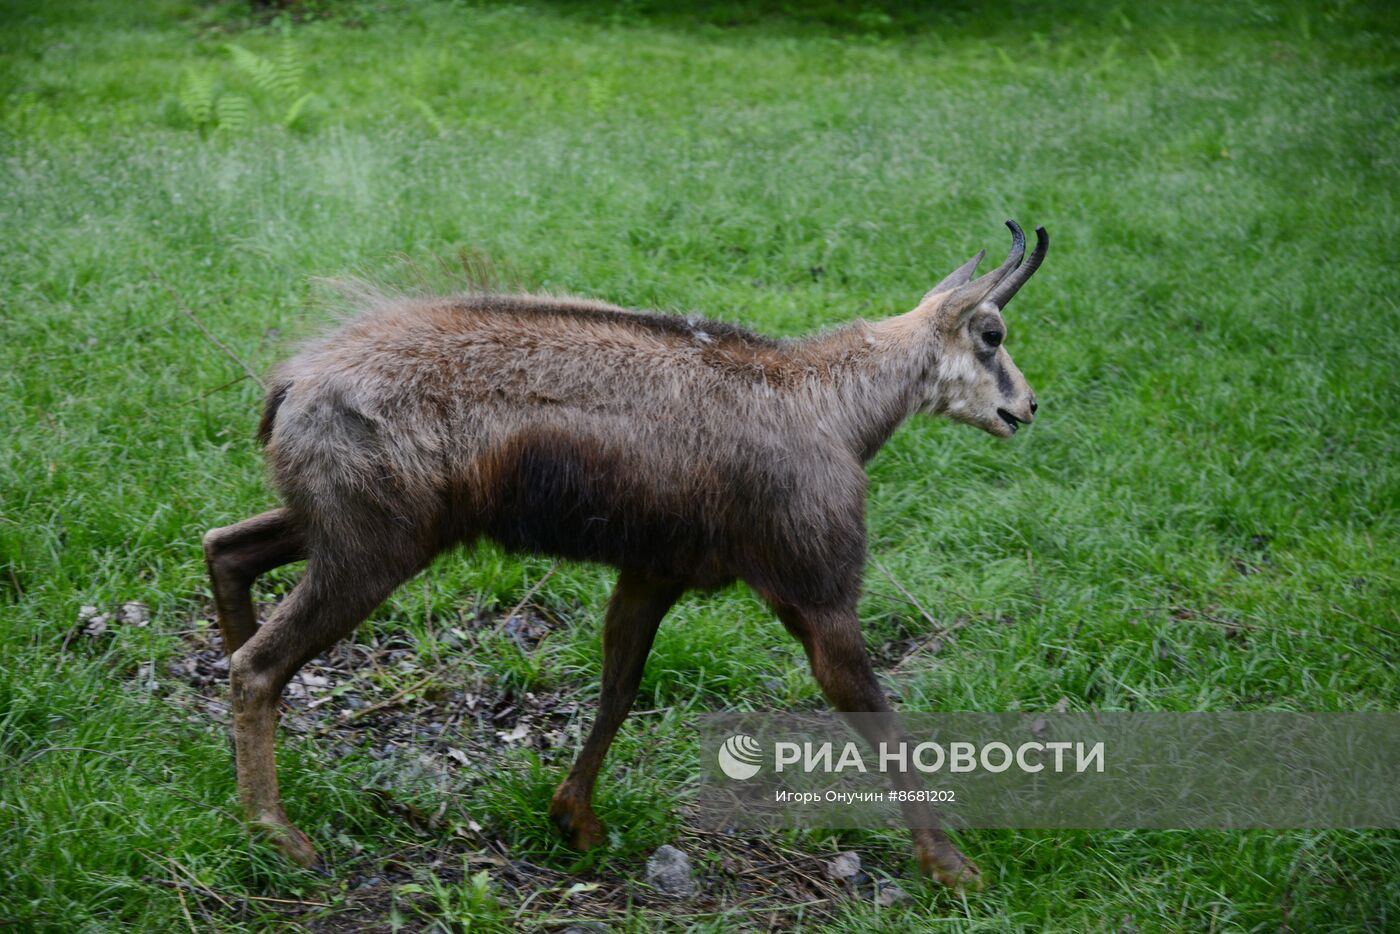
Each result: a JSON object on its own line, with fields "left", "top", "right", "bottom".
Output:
{"left": 275, "top": 36, "right": 304, "bottom": 103}
{"left": 282, "top": 92, "right": 314, "bottom": 128}
{"left": 216, "top": 94, "right": 250, "bottom": 133}
{"left": 178, "top": 68, "right": 215, "bottom": 127}
{"left": 586, "top": 77, "right": 614, "bottom": 116}
{"left": 411, "top": 97, "right": 446, "bottom": 135}
{"left": 228, "top": 44, "right": 280, "bottom": 97}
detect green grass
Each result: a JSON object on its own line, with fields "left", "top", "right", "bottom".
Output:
{"left": 2, "top": 0, "right": 1399, "bottom": 929}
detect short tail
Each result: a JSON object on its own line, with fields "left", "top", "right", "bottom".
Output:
{"left": 256, "top": 380, "right": 291, "bottom": 446}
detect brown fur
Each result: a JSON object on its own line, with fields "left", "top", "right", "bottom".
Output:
{"left": 203, "top": 225, "right": 1046, "bottom": 890}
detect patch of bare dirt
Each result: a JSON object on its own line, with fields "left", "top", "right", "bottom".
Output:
{"left": 147, "top": 602, "right": 917, "bottom": 930}
{"left": 280, "top": 825, "right": 897, "bottom": 933}
{"left": 163, "top": 602, "right": 581, "bottom": 762}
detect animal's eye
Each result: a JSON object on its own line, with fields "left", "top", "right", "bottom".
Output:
{"left": 982, "top": 329, "right": 1004, "bottom": 347}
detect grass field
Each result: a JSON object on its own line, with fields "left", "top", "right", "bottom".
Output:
{"left": 2, "top": 0, "right": 1399, "bottom": 930}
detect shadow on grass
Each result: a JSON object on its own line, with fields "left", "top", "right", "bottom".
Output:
{"left": 521, "top": 0, "right": 1399, "bottom": 44}
{"left": 136, "top": 0, "right": 1400, "bottom": 46}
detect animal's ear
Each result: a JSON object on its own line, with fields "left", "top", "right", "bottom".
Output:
{"left": 921, "top": 250, "right": 985, "bottom": 304}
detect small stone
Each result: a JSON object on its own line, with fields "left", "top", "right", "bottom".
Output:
{"left": 495, "top": 721, "right": 530, "bottom": 745}
{"left": 825, "top": 851, "right": 861, "bottom": 882}
{"left": 876, "top": 882, "right": 911, "bottom": 907}
{"left": 645, "top": 844, "right": 695, "bottom": 898}
{"left": 136, "top": 661, "right": 159, "bottom": 693}
{"left": 117, "top": 602, "right": 150, "bottom": 627}
{"left": 167, "top": 658, "right": 197, "bottom": 678}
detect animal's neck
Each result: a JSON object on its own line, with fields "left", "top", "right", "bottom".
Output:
{"left": 794, "top": 310, "right": 940, "bottom": 462}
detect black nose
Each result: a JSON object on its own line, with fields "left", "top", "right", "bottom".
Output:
{"left": 1029, "top": 395, "right": 1038, "bottom": 415}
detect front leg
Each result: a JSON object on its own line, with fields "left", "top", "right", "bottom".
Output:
{"left": 770, "top": 599, "right": 983, "bottom": 891}
{"left": 550, "top": 568, "right": 683, "bottom": 849}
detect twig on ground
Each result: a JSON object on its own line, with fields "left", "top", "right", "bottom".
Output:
{"left": 870, "top": 558, "right": 940, "bottom": 630}
{"left": 151, "top": 874, "right": 330, "bottom": 910}
{"left": 887, "top": 617, "right": 973, "bottom": 672}
{"left": 177, "top": 372, "right": 252, "bottom": 407}
{"left": 1133, "top": 604, "right": 1393, "bottom": 660}
{"left": 147, "top": 265, "right": 267, "bottom": 390}
{"left": 170, "top": 864, "right": 198, "bottom": 934}
{"left": 241, "top": 893, "right": 333, "bottom": 908}
{"left": 319, "top": 670, "right": 439, "bottom": 733}
{"left": 146, "top": 852, "right": 237, "bottom": 914}
{"left": 58, "top": 626, "right": 79, "bottom": 662}
{"left": 871, "top": 558, "right": 975, "bottom": 670}
{"left": 497, "top": 563, "right": 559, "bottom": 632}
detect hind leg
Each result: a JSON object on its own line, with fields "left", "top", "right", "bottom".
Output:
{"left": 228, "top": 535, "right": 428, "bottom": 865}
{"left": 550, "top": 569, "right": 682, "bottom": 849}
{"left": 204, "top": 508, "right": 306, "bottom": 654}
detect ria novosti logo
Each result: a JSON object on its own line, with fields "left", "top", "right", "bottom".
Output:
{"left": 715, "top": 732, "right": 1107, "bottom": 781}
{"left": 717, "top": 733, "right": 763, "bottom": 780}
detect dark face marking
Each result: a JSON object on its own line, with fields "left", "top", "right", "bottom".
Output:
{"left": 993, "top": 356, "right": 1015, "bottom": 396}
{"left": 965, "top": 308, "right": 1015, "bottom": 400}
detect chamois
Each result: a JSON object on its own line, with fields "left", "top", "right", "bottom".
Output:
{"left": 204, "top": 221, "right": 1047, "bottom": 890}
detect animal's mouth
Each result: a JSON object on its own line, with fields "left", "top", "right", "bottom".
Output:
{"left": 996, "top": 408, "right": 1022, "bottom": 434}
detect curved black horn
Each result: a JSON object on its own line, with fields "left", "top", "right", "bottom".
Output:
{"left": 981, "top": 219, "right": 1026, "bottom": 289}
{"left": 986, "top": 224, "right": 1048, "bottom": 309}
